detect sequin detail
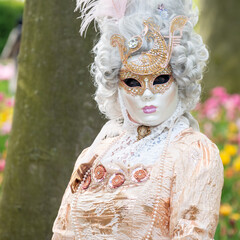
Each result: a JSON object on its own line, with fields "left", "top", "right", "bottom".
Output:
{"left": 128, "top": 37, "right": 139, "bottom": 49}
{"left": 81, "top": 175, "right": 91, "bottom": 190}
{"left": 132, "top": 167, "right": 149, "bottom": 182}
{"left": 109, "top": 173, "right": 125, "bottom": 188}
{"left": 94, "top": 165, "right": 107, "bottom": 182}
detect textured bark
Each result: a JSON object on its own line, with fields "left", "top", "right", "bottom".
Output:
{"left": 0, "top": 0, "right": 103, "bottom": 239}
{"left": 199, "top": 0, "right": 240, "bottom": 96}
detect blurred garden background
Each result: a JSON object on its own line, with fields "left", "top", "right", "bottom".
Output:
{"left": 0, "top": 0, "right": 239, "bottom": 239}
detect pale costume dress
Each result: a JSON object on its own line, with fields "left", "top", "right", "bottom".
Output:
{"left": 52, "top": 102, "right": 224, "bottom": 240}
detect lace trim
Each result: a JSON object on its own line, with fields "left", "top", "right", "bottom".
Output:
{"left": 100, "top": 116, "right": 189, "bottom": 167}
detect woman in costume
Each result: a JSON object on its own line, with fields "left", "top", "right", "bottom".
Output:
{"left": 52, "top": 0, "right": 224, "bottom": 239}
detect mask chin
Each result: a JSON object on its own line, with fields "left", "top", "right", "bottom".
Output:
{"left": 118, "top": 82, "right": 179, "bottom": 127}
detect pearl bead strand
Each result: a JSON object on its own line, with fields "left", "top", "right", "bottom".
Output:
{"left": 144, "top": 125, "right": 173, "bottom": 240}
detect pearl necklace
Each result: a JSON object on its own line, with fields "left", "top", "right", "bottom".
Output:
{"left": 144, "top": 124, "right": 173, "bottom": 239}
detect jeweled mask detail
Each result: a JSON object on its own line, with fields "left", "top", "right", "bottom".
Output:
{"left": 119, "top": 65, "right": 174, "bottom": 96}
{"left": 110, "top": 16, "right": 188, "bottom": 76}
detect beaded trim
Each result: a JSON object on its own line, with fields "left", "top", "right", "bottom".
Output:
{"left": 132, "top": 167, "right": 149, "bottom": 183}
{"left": 109, "top": 173, "right": 125, "bottom": 188}
{"left": 94, "top": 165, "right": 107, "bottom": 182}
{"left": 144, "top": 124, "right": 174, "bottom": 240}
{"left": 81, "top": 174, "right": 91, "bottom": 190}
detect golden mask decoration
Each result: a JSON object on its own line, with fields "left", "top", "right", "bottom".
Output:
{"left": 110, "top": 16, "right": 188, "bottom": 76}
{"left": 119, "top": 65, "right": 174, "bottom": 96}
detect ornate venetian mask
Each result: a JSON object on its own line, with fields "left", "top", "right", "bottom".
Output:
{"left": 113, "top": 16, "right": 187, "bottom": 126}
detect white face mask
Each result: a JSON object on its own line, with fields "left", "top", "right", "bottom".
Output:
{"left": 118, "top": 67, "right": 179, "bottom": 127}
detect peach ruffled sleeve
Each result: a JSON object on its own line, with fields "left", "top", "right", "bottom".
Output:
{"left": 170, "top": 133, "right": 224, "bottom": 239}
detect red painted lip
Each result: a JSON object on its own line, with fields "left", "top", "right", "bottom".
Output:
{"left": 142, "top": 105, "right": 157, "bottom": 114}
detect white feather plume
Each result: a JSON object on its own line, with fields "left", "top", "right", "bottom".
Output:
{"left": 76, "top": 0, "right": 128, "bottom": 36}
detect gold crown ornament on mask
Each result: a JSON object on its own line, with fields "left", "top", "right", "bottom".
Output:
{"left": 110, "top": 16, "right": 188, "bottom": 76}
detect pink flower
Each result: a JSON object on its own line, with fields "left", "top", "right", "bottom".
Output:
{"left": 1, "top": 122, "right": 12, "bottom": 134}
{"left": 230, "top": 94, "right": 240, "bottom": 109}
{"left": 223, "top": 95, "right": 240, "bottom": 120}
{"left": 0, "top": 64, "right": 14, "bottom": 80}
{"left": 211, "top": 87, "right": 228, "bottom": 98}
{"left": 211, "top": 87, "right": 229, "bottom": 104}
{"left": 5, "top": 97, "right": 14, "bottom": 107}
{"left": 0, "top": 159, "right": 5, "bottom": 172}
{"left": 203, "top": 97, "right": 220, "bottom": 120}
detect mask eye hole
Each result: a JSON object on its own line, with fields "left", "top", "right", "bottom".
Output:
{"left": 153, "top": 75, "right": 171, "bottom": 85}
{"left": 123, "top": 78, "right": 141, "bottom": 87}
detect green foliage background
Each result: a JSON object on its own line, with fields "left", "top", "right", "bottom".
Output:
{"left": 199, "top": 0, "right": 240, "bottom": 96}
{"left": 0, "top": 0, "right": 24, "bottom": 53}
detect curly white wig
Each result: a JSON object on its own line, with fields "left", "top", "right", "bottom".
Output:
{"left": 78, "top": 0, "right": 209, "bottom": 120}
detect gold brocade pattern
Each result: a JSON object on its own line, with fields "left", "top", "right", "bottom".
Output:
{"left": 52, "top": 129, "right": 224, "bottom": 240}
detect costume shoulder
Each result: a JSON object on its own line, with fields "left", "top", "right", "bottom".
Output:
{"left": 173, "top": 127, "right": 218, "bottom": 151}
{"left": 171, "top": 127, "right": 222, "bottom": 173}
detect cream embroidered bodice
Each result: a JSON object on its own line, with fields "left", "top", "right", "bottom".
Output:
{"left": 52, "top": 124, "right": 223, "bottom": 240}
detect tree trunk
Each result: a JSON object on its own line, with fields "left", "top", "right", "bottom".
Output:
{"left": 199, "top": 0, "right": 240, "bottom": 96}
{"left": 0, "top": 0, "right": 103, "bottom": 239}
